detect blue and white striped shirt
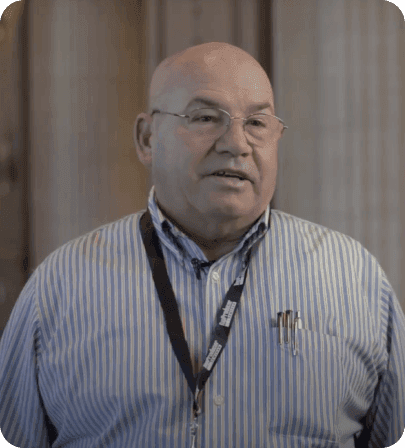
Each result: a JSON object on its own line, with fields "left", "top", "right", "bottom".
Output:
{"left": 1, "top": 185, "right": 404, "bottom": 448}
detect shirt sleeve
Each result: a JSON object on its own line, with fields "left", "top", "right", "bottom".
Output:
{"left": 355, "top": 270, "right": 405, "bottom": 448}
{"left": 0, "top": 271, "right": 53, "bottom": 448}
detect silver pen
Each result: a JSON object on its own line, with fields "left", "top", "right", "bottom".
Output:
{"left": 293, "top": 319, "right": 298, "bottom": 355}
{"left": 293, "top": 311, "right": 303, "bottom": 356}
{"left": 285, "top": 310, "right": 293, "bottom": 344}
{"left": 295, "top": 310, "right": 303, "bottom": 329}
{"left": 277, "top": 312, "right": 284, "bottom": 346}
{"left": 283, "top": 312, "right": 287, "bottom": 343}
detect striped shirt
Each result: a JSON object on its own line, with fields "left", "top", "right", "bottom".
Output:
{"left": 1, "top": 185, "right": 404, "bottom": 448}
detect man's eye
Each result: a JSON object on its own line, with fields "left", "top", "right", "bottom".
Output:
{"left": 192, "top": 115, "right": 217, "bottom": 123}
{"left": 247, "top": 118, "right": 266, "bottom": 127}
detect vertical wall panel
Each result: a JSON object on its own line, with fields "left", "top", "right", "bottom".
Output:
{"left": 146, "top": 0, "right": 259, "bottom": 87}
{"left": 27, "top": 0, "right": 147, "bottom": 270}
{"left": 273, "top": 0, "right": 405, "bottom": 307}
{"left": 0, "top": 2, "right": 25, "bottom": 330}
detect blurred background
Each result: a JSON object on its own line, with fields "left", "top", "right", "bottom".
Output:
{"left": 0, "top": 0, "right": 404, "bottom": 337}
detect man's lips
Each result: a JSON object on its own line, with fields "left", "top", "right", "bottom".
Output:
{"left": 206, "top": 169, "right": 253, "bottom": 183}
{"left": 205, "top": 175, "right": 251, "bottom": 190}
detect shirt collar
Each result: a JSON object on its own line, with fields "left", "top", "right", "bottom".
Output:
{"left": 146, "top": 185, "right": 271, "bottom": 262}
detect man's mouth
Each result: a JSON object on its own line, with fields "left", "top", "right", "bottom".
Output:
{"left": 210, "top": 171, "right": 249, "bottom": 182}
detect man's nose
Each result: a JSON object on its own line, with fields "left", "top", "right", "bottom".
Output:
{"left": 215, "top": 118, "right": 252, "bottom": 156}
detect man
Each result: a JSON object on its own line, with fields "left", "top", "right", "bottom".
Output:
{"left": 0, "top": 42, "right": 404, "bottom": 448}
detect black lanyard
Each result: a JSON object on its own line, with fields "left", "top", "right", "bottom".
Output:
{"left": 140, "top": 209, "right": 252, "bottom": 439}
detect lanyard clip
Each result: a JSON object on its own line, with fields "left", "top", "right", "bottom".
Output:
{"left": 191, "top": 388, "right": 202, "bottom": 446}
{"left": 190, "top": 417, "right": 199, "bottom": 434}
{"left": 194, "top": 386, "right": 203, "bottom": 416}
{"left": 193, "top": 402, "right": 202, "bottom": 420}
{"left": 190, "top": 417, "right": 199, "bottom": 448}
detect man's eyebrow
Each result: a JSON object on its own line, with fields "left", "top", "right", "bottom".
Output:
{"left": 185, "top": 97, "right": 273, "bottom": 113}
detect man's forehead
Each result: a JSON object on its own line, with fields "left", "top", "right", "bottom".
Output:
{"left": 191, "top": 97, "right": 271, "bottom": 110}
{"left": 149, "top": 43, "right": 274, "bottom": 110}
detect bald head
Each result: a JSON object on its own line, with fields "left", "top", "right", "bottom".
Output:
{"left": 135, "top": 42, "right": 282, "bottom": 259}
{"left": 148, "top": 42, "right": 274, "bottom": 113}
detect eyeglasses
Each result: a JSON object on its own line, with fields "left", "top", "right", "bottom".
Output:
{"left": 151, "top": 107, "right": 287, "bottom": 144}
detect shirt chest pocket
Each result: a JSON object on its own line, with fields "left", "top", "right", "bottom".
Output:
{"left": 266, "top": 328, "right": 345, "bottom": 446}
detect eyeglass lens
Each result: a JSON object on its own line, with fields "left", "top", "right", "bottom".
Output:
{"left": 187, "top": 108, "right": 282, "bottom": 142}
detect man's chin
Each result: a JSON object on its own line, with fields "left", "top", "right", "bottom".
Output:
{"left": 201, "top": 200, "right": 258, "bottom": 221}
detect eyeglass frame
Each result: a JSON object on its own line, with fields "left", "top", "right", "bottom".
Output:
{"left": 150, "top": 108, "right": 288, "bottom": 139}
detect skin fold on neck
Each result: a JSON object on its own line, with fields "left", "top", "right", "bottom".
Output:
{"left": 155, "top": 195, "right": 261, "bottom": 261}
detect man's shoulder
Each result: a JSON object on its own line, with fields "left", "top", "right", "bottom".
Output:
{"left": 37, "top": 209, "right": 147, "bottom": 270}
{"left": 269, "top": 209, "right": 387, "bottom": 288}
{"left": 270, "top": 208, "right": 366, "bottom": 254}
{"left": 270, "top": 208, "right": 343, "bottom": 235}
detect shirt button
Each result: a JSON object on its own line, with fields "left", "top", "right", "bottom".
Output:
{"left": 212, "top": 272, "right": 220, "bottom": 282}
{"left": 214, "top": 395, "right": 224, "bottom": 406}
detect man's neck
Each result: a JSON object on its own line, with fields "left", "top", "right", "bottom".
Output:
{"left": 155, "top": 199, "right": 259, "bottom": 261}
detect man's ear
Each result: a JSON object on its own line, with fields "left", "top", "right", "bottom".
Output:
{"left": 134, "top": 112, "right": 153, "bottom": 169}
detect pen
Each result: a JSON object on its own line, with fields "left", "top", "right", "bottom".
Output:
{"left": 285, "top": 310, "right": 293, "bottom": 344}
{"left": 295, "top": 311, "right": 303, "bottom": 329}
{"left": 293, "top": 311, "right": 302, "bottom": 356}
{"left": 277, "top": 312, "right": 284, "bottom": 346}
